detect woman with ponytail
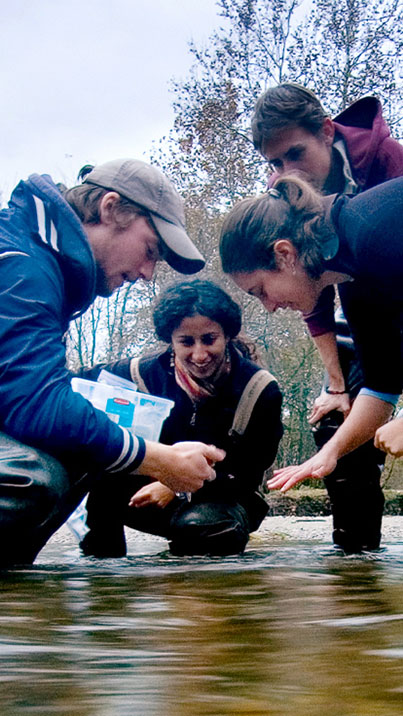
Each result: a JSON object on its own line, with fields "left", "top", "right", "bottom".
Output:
{"left": 220, "top": 174, "right": 403, "bottom": 550}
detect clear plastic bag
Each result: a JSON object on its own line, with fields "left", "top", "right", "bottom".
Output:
{"left": 97, "top": 368, "right": 137, "bottom": 392}
{"left": 66, "top": 499, "right": 89, "bottom": 541}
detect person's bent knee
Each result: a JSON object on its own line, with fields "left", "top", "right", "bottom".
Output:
{"left": 169, "top": 501, "right": 250, "bottom": 556}
{"left": 0, "top": 432, "right": 71, "bottom": 564}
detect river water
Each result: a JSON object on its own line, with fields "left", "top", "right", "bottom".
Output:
{"left": 1, "top": 516, "right": 403, "bottom": 715}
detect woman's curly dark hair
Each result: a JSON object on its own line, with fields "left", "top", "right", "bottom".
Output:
{"left": 153, "top": 279, "right": 242, "bottom": 344}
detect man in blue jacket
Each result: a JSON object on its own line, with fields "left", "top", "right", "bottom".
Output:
{"left": 0, "top": 158, "right": 224, "bottom": 566}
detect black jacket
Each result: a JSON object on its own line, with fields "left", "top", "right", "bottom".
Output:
{"left": 83, "top": 345, "right": 283, "bottom": 524}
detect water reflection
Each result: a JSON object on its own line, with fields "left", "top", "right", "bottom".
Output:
{"left": 0, "top": 523, "right": 403, "bottom": 714}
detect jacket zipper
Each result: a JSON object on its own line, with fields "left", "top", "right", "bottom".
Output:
{"left": 190, "top": 402, "right": 197, "bottom": 427}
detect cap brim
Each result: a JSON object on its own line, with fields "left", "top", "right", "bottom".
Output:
{"left": 150, "top": 215, "right": 205, "bottom": 275}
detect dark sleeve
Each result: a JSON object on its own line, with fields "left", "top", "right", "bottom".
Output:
{"left": 335, "top": 178, "right": 403, "bottom": 281}
{"left": 332, "top": 180, "right": 403, "bottom": 396}
{"left": 339, "top": 281, "right": 402, "bottom": 396}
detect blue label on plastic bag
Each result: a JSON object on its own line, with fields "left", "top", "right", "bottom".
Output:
{"left": 106, "top": 397, "right": 135, "bottom": 427}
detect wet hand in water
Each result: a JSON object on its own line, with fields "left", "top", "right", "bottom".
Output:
{"left": 267, "top": 448, "right": 338, "bottom": 492}
{"left": 308, "top": 391, "right": 351, "bottom": 425}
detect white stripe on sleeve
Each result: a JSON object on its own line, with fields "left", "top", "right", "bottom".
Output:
{"left": 107, "top": 428, "right": 141, "bottom": 473}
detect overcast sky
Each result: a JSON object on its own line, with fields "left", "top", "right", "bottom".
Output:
{"left": 0, "top": 0, "right": 223, "bottom": 201}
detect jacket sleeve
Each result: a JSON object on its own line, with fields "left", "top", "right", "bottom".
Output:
{"left": 0, "top": 255, "right": 144, "bottom": 474}
{"left": 338, "top": 281, "right": 402, "bottom": 397}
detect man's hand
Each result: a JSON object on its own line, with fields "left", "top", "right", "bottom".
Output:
{"left": 136, "top": 440, "right": 225, "bottom": 494}
{"left": 308, "top": 390, "right": 351, "bottom": 425}
{"left": 267, "top": 445, "right": 339, "bottom": 492}
{"left": 374, "top": 419, "right": 403, "bottom": 457}
{"left": 129, "top": 481, "right": 175, "bottom": 508}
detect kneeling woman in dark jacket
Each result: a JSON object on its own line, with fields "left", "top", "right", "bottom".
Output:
{"left": 81, "top": 279, "right": 283, "bottom": 557}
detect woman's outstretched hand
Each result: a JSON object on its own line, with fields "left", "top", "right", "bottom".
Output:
{"left": 267, "top": 447, "right": 338, "bottom": 492}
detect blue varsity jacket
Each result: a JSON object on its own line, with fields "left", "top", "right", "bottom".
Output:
{"left": 0, "top": 174, "right": 145, "bottom": 473}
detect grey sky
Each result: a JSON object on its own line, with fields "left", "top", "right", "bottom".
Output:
{"left": 1, "top": 0, "right": 222, "bottom": 200}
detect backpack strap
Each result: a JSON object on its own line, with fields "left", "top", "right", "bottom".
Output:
{"left": 129, "top": 357, "right": 150, "bottom": 394}
{"left": 228, "top": 369, "right": 276, "bottom": 438}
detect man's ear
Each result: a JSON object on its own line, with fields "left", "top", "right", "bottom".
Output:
{"left": 273, "top": 239, "right": 297, "bottom": 269}
{"left": 321, "top": 117, "right": 335, "bottom": 147}
{"left": 98, "top": 192, "right": 121, "bottom": 225}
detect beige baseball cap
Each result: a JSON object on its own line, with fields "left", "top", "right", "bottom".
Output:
{"left": 83, "top": 158, "right": 205, "bottom": 274}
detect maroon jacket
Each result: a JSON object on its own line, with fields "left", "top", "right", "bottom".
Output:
{"left": 333, "top": 96, "right": 403, "bottom": 191}
{"left": 305, "top": 97, "right": 403, "bottom": 336}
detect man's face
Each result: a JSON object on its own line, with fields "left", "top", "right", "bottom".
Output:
{"left": 262, "top": 121, "right": 334, "bottom": 190}
{"left": 92, "top": 216, "right": 162, "bottom": 297}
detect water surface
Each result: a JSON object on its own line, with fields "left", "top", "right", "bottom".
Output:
{"left": 1, "top": 517, "right": 403, "bottom": 715}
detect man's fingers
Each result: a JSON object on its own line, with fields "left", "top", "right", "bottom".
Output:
{"left": 206, "top": 469, "right": 216, "bottom": 482}
{"left": 129, "top": 491, "right": 150, "bottom": 506}
{"left": 271, "top": 466, "right": 300, "bottom": 480}
{"left": 267, "top": 468, "right": 301, "bottom": 490}
{"left": 205, "top": 445, "right": 226, "bottom": 463}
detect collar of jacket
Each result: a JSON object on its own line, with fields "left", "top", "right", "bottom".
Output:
{"left": 333, "top": 96, "right": 388, "bottom": 188}
{"left": 23, "top": 173, "right": 96, "bottom": 317}
{"left": 320, "top": 193, "right": 341, "bottom": 261}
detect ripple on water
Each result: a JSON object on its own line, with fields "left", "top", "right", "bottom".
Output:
{"left": 2, "top": 518, "right": 403, "bottom": 715}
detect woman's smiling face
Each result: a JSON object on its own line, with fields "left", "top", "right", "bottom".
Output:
{"left": 230, "top": 237, "right": 323, "bottom": 314}
{"left": 171, "top": 315, "right": 228, "bottom": 380}
{"left": 231, "top": 263, "right": 321, "bottom": 314}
